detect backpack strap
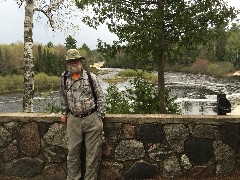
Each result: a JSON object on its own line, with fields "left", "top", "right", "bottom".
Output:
{"left": 87, "top": 71, "right": 98, "bottom": 109}
{"left": 63, "top": 70, "right": 69, "bottom": 91}
{"left": 63, "top": 70, "right": 78, "bottom": 92}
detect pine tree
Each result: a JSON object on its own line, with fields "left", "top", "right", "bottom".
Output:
{"left": 65, "top": 35, "right": 77, "bottom": 50}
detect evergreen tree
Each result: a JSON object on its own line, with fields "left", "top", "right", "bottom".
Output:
{"left": 35, "top": 45, "right": 42, "bottom": 73}
{"left": 47, "top": 42, "right": 54, "bottom": 48}
{"left": 81, "top": 43, "right": 91, "bottom": 52}
{"left": 65, "top": 35, "right": 77, "bottom": 50}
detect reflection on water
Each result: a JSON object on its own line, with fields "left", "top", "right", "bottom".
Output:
{"left": 0, "top": 70, "right": 240, "bottom": 115}
{"left": 176, "top": 100, "right": 218, "bottom": 115}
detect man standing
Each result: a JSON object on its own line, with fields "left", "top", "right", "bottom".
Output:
{"left": 60, "top": 49, "right": 106, "bottom": 180}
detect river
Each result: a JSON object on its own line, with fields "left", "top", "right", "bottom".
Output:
{"left": 0, "top": 68, "right": 240, "bottom": 115}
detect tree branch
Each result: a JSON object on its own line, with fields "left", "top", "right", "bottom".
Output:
{"left": 34, "top": 7, "right": 55, "bottom": 29}
{"left": 16, "top": 0, "right": 24, "bottom": 8}
{"left": 33, "top": 0, "right": 66, "bottom": 30}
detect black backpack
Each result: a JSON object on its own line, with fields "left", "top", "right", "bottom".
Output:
{"left": 63, "top": 70, "right": 97, "bottom": 109}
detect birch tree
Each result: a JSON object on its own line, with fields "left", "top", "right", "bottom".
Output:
{"left": 10, "top": 0, "right": 80, "bottom": 112}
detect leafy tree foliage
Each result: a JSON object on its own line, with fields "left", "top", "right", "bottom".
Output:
{"left": 226, "top": 23, "right": 240, "bottom": 67}
{"left": 76, "top": 0, "right": 238, "bottom": 113}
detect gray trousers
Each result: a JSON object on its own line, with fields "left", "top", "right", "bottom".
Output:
{"left": 66, "top": 112, "right": 104, "bottom": 180}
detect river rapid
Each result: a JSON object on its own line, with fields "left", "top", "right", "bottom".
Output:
{"left": 0, "top": 68, "right": 240, "bottom": 115}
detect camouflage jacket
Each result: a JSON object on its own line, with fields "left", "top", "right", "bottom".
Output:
{"left": 60, "top": 70, "right": 106, "bottom": 117}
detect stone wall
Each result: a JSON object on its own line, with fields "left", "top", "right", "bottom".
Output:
{"left": 1, "top": 113, "right": 240, "bottom": 179}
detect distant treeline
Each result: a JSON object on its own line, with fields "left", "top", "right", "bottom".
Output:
{"left": 1, "top": 23, "right": 240, "bottom": 76}
{"left": 0, "top": 40, "right": 104, "bottom": 76}
{"left": 99, "top": 23, "right": 240, "bottom": 72}
{"left": 0, "top": 42, "right": 67, "bottom": 76}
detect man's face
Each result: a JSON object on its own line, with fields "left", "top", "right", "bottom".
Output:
{"left": 67, "top": 59, "right": 82, "bottom": 73}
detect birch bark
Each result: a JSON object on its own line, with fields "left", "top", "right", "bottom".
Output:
{"left": 22, "top": 0, "right": 34, "bottom": 112}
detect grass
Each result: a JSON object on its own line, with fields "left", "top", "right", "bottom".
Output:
{"left": 35, "top": 73, "right": 60, "bottom": 91}
{"left": 102, "top": 69, "right": 158, "bottom": 84}
{"left": 0, "top": 73, "right": 60, "bottom": 93}
{"left": 118, "top": 69, "right": 157, "bottom": 83}
{"left": 166, "top": 61, "right": 236, "bottom": 77}
{"left": 0, "top": 75, "right": 23, "bottom": 93}
{"left": 103, "top": 77, "right": 127, "bottom": 83}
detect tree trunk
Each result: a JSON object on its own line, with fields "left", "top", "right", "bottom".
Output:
{"left": 23, "top": 0, "right": 35, "bottom": 112}
{"left": 158, "top": 0, "right": 167, "bottom": 114}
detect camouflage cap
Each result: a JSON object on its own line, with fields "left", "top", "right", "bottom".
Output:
{"left": 65, "top": 49, "right": 85, "bottom": 61}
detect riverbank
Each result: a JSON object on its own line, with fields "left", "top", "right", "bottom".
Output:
{"left": 0, "top": 68, "right": 239, "bottom": 94}
{"left": 166, "top": 60, "right": 238, "bottom": 78}
{"left": 0, "top": 73, "right": 60, "bottom": 94}
{"left": 228, "top": 105, "right": 240, "bottom": 115}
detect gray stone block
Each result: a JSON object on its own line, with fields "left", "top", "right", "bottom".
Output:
{"left": 0, "top": 126, "right": 12, "bottom": 147}
{"left": 185, "top": 139, "right": 214, "bottom": 165}
{"left": 115, "top": 140, "right": 145, "bottom": 161}
{"left": 124, "top": 160, "right": 158, "bottom": 179}
{"left": 5, "top": 157, "right": 44, "bottom": 178}
{"left": 214, "top": 141, "right": 235, "bottom": 175}
{"left": 43, "top": 123, "right": 67, "bottom": 149}
{"left": 137, "top": 124, "right": 165, "bottom": 143}
{"left": 164, "top": 124, "right": 189, "bottom": 153}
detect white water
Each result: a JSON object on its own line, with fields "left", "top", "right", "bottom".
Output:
{"left": 0, "top": 69, "right": 240, "bottom": 115}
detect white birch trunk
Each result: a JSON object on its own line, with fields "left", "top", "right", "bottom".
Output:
{"left": 23, "top": 0, "right": 35, "bottom": 112}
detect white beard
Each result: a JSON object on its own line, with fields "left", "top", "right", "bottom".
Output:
{"left": 68, "top": 65, "right": 81, "bottom": 73}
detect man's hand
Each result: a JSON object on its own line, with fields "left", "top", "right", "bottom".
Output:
{"left": 61, "top": 115, "right": 68, "bottom": 124}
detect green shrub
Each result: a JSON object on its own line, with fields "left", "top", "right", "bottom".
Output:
{"left": 206, "top": 62, "right": 235, "bottom": 77}
{"left": 106, "top": 84, "right": 131, "bottom": 114}
{"left": 206, "top": 64, "right": 223, "bottom": 76}
{"left": 219, "top": 61, "right": 235, "bottom": 74}
{"left": 126, "top": 77, "right": 160, "bottom": 114}
{"left": 0, "top": 75, "right": 23, "bottom": 92}
{"left": 190, "top": 59, "right": 210, "bottom": 73}
{"left": 106, "top": 75, "right": 181, "bottom": 114}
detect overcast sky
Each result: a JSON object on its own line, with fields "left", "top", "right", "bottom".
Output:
{"left": 0, "top": 0, "right": 239, "bottom": 50}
